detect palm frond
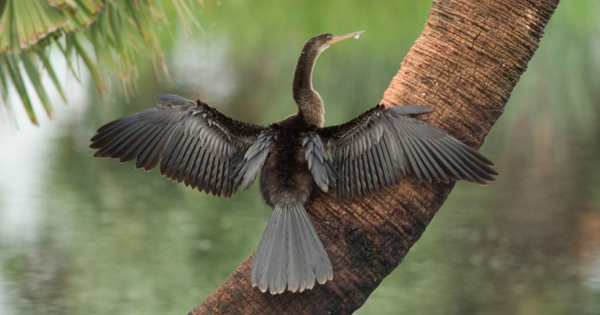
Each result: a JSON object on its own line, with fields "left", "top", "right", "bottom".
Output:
{"left": 0, "top": 0, "right": 205, "bottom": 125}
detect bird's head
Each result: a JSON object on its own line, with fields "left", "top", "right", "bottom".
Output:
{"left": 304, "top": 31, "right": 365, "bottom": 55}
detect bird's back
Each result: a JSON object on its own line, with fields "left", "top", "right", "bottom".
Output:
{"left": 259, "top": 115, "right": 318, "bottom": 207}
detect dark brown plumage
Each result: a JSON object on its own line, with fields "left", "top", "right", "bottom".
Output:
{"left": 90, "top": 31, "right": 498, "bottom": 294}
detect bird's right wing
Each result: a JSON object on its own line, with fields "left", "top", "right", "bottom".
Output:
{"left": 90, "top": 94, "right": 267, "bottom": 197}
{"left": 319, "top": 105, "right": 498, "bottom": 197}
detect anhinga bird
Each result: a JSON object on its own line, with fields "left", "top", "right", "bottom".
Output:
{"left": 90, "top": 31, "right": 498, "bottom": 294}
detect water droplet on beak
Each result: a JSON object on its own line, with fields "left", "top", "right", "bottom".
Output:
{"left": 354, "top": 34, "right": 360, "bottom": 39}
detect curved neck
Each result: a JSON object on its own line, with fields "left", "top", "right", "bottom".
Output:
{"left": 293, "top": 44, "right": 325, "bottom": 127}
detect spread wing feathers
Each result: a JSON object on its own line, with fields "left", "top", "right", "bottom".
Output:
{"left": 303, "top": 134, "right": 338, "bottom": 193}
{"left": 89, "top": 94, "right": 266, "bottom": 197}
{"left": 251, "top": 202, "right": 333, "bottom": 294}
{"left": 234, "top": 130, "right": 277, "bottom": 191}
{"left": 321, "top": 105, "right": 498, "bottom": 197}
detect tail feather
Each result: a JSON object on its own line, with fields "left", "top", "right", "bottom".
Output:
{"left": 251, "top": 202, "right": 333, "bottom": 294}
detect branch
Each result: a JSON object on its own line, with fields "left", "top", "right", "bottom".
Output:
{"left": 190, "top": 0, "right": 559, "bottom": 314}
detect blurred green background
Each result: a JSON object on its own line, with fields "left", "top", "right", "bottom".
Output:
{"left": 1, "top": 0, "right": 599, "bottom": 314}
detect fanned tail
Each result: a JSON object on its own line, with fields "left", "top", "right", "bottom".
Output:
{"left": 250, "top": 202, "right": 333, "bottom": 294}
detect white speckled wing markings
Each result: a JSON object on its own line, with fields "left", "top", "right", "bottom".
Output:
{"left": 320, "top": 105, "right": 499, "bottom": 197}
{"left": 251, "top": 201, "right": 333, "bottom": 294}
{"left": 89, "top": 94, "right": 266, "bottom": 197}
{"left": 303, "top": 133, "right": 338, "bottom": 193}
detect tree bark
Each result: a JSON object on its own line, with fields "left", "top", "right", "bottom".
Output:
{"left": 189, "top": 0, "right": 559, "bottom": 314}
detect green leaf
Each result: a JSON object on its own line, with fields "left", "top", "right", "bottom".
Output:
{"left": 21, "top": 51, "right": 54, "bottom": 118}
{"left": 36, "top": 49, "right": 67, "bottom": 102}
{"left": 71, "top": 33, "right": 105, "bottom": 92}
{"left": 0, "top": 0, "right": 67, "bottom": 52}
{"left": 3, "top": 54, "right": 37, "bottom": 125}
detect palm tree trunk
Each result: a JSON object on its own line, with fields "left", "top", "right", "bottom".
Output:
{"left": 190, "top": 0, "right": 560, "bottom": 314}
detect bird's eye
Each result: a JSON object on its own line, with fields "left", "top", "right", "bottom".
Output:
{"left": 325, "top": 34, "right": 333, "bottom": 41}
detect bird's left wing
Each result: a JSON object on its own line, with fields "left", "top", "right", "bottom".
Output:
{"left": 319, "top": 105, "right": 498, "bottom": 197}
{"left": 90, "top": 94, "right": 266, "bottom": 197}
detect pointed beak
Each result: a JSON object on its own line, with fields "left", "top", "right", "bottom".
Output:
{"left": 328, "top": 31, "right": 365, "bottom": 45}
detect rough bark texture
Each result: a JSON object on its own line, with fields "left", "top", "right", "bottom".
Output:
{"left": 190, "top": 0, "right": 559, "bottom": 314}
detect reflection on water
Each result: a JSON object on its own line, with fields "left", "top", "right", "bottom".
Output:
{"left": 1, "top": 1, "right": 600, "bottom": 314}
{"left": 0, "top": 125, "right": 46, "bottom": 244}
